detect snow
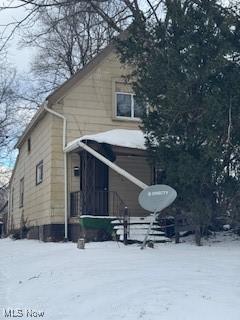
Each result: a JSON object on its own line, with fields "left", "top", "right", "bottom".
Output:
{"left": 112, "top": 216, "right": 156, "bottom": 224}
{"left": 223, "top": 224, "right": 231, "bottom": 231}
{"left": 0, "top": 166, "right": 11, "bottom": 187}
{"left": 116, "top": 228, "right": 166, "bottom": 237}
{"left": 1, "top": 233, "right": 240, "bottom": 320}
{"left": 118, "top": 234, "right": 170, "bottom": 242}
{"left": 113, "top": 224, "right": 165, "bottom": 231}
{"left": 66, "top": 129, "right": 146, "bottom": 152}
{"left": 80, "top": 215, "right": 117, "bottom": 219}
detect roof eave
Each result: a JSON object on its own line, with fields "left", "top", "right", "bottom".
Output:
{"left": 47, "top": 43, "right": 115, "bottom": 107}
{"left": 14, "top": 105, "right": 46, "bottom": 149}
{"left": 14, "top": 43, "right": 115, "bottom": 150}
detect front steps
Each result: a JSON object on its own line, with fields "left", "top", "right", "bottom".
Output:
{"left": 111, "top": 216, "right": 171, "bottom": 243}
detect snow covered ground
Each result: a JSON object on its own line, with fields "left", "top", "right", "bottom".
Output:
{"left": 1, "top": 233, "right": 240, "bottom": 320}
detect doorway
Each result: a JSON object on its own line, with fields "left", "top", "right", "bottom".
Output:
{"left": 80, "top": 151, "right": 109, "bottom": 215}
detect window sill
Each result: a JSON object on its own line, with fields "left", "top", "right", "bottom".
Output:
{"left": 112, "top": 116, "right": 141, "bottom": 123}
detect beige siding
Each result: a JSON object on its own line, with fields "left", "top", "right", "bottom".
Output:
{"left": 9, "top": 113, "right": 53, "bottom": 229}
{"left": 49, "top": 106, "right": 65, "bottom": 224}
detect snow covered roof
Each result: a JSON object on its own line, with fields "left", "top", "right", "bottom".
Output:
{"left": 65, "top": 129, "right": 146, "bottom": 152}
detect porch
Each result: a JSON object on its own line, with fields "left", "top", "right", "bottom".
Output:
{"left": 66, "top": 129, "right": 152, "bottom": 241}
{"left": 67, "top": 129, "right": 152, "bottom": 218}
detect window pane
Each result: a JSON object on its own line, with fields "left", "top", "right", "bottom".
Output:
{"left": 134, "top": 97, "right": 144, "bottom": 118}
{"left": 36, "top": 161, "right": 43, "bottom": 184}
{"left": 20, "top": 178, "right": 24, "bottom": 207}
{"left": 37, "top": 167, "right": 41, "bottom": 182}
{"left": 40, "top": 164, "right": 43, "bottom": 181}
{"left": 116, "top": 93, "right": 131, "bottom": 117}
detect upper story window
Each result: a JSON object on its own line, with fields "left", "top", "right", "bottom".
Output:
{"left": 36, "top": 161, "right": 43, "bottom": 185}
{"left": 116, "top": 92, "right": 144, "bottom": 119}
{"left": 19, "top": 178, "right": 24, "bottom": 208}
{"left": 27, "top": 137, "right": 31, "bottom": 153}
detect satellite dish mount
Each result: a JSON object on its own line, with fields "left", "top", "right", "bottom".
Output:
{"left": 138, "top": 184, "right": 177, "bottom": 249}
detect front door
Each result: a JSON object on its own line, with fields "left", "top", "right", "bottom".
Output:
{"left": 81, "top": 151, "right": 109, "bottom": 215}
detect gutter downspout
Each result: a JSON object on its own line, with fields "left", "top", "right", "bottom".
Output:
{"left": 64, "top": 141, "right": 148, "bottom": 190}
{"left": 7, "top": 190, "right": 10, "bottom": 236}
{"left": 43, "top": 101, "right": 68, "bottom": 241}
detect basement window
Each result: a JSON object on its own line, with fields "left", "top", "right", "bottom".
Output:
{"left": 36, "top": 161, "right": 43, "bottom": 185}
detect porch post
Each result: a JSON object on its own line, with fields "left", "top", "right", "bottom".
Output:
{"left": 123, "top": 206, "right": 129, "bottom": 245}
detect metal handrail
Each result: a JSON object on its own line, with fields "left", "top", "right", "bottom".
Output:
{"left": 69, "top": 190, "right": 129, "bottom": 219}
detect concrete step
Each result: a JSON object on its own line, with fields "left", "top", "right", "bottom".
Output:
{"left": 111, "top": 216, "right": 171, "bottom": 243}
{"left": 116, "top": 229, "right": 165, "bottom": 236}
{"left": 119, "top": 234, "right": 171, "bottom": 242}
{"left": 112, "top": 216, "right": 155, "bottom": 225}
{"left": 113, "top": 224, "right": 164, "bottom": 231}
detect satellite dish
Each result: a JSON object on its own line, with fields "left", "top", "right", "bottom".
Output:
{"left": 138, "top": 184, "right": 177, "bottom": 213}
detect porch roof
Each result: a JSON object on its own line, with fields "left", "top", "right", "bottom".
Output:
{"left": 65, "top": 129, "right": 146, "bottom": 153}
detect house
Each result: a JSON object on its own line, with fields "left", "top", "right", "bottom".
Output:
{"left": 8, "top": 44, "right": 157, "bottom": 242}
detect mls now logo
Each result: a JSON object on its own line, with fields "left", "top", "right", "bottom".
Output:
{"left": 3, "top": 309, "right": 45, "bottom": 318}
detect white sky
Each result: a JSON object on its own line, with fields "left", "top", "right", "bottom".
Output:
{"left": 0, "top": 1, "right": 33, "bottom": 71}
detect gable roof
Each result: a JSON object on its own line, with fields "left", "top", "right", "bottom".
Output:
{"left": 15, "top": 43, "right": 115, "bottom": 149}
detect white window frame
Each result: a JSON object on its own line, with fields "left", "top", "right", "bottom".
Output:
{"left": 115, "top": 92, "right": 141, "bottom": 120}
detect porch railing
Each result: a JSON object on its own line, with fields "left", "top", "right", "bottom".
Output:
{"left": 69, "top": 190, "right": 127, "bottom": 219}
{"left": 70, "top": 191, "right": 82, "bottom": 217}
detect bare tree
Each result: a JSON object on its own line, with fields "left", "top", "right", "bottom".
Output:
{"left": 21, "top": 3, "right": 124, "bottom": 94}
{"left": 0, "top": 1, "right": 164, "bottom": 100}
{"left": 0, "top": 50, "right": 35, "bottom": 167}
{"left": 0, "top": 54, "right": 17, "bottom": 159}
{"left": 0, "top": 1, "right": 163, "bottom": 52}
